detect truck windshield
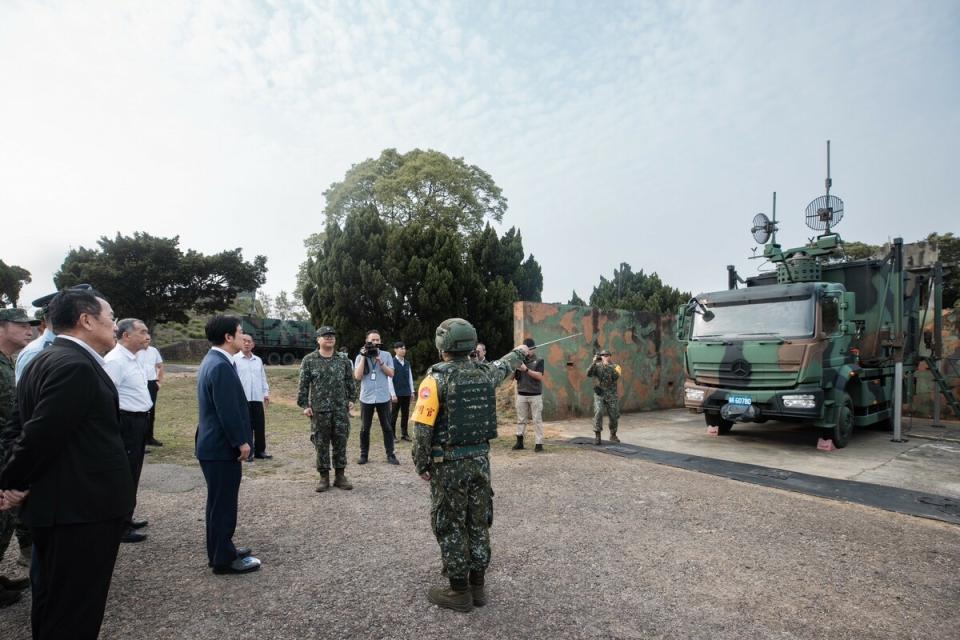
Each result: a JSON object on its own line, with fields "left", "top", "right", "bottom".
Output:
{"left": 692, "top": 295, "right": 814, "bottom": 340}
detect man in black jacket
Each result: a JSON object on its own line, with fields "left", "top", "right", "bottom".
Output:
{"left": 0, "top": 288, "right": 134, "bottom": 640}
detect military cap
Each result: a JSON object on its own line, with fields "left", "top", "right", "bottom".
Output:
{"left": 523, "top": 338, "right": 536, "bottom": 349}
{"left": 598, "top": 349, "right": 611, "bottom": 356}
{"left": 315, "top": 325, "right": 336, "bottom": 337}
{"left": 0, "top": 308, "right": 41, "bottom": 325}
{"left": 32, "top": 283, "right": 93, "bottom": 312}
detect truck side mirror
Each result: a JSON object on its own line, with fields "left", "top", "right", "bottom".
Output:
{"left": 676, "top": 304, "right": 687, "bottom": 341}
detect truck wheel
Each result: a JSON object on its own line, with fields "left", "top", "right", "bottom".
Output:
{"left": 829, "top": 394, "right": 854, "bottom": 448}
{"left": 266, "top": 352, "right": 282, "bottom": 366}
{"left": 705, "top": 412, "right": 734, "bottom": 435}
{"left": 282, "top": 352, "right": 296, "bottom": 366}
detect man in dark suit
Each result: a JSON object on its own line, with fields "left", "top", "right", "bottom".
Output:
{"left": 0, "top": 288, "right": 134, "bottom": 640}
{"left": 196, "top": 315, "right": 260, "bottom": 575}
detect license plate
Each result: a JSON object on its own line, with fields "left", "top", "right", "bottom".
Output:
{"left": 728, "top": 395, "right": 752, "bottom": 406}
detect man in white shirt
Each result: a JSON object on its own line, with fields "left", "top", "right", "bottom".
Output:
{"left": 103, "top": 318, "right": 154, "bottom": 543}
{"left": 234, "top": 335, "right": 271, "bottom": 461}
{"left": 137, "top": 336, "right": 165, "bottom": 447}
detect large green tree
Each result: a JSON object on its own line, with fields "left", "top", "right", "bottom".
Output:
{"left": 589, "top": 262, "right": 690, "bottom": 314}
{"left": 0, "top": 260, "right": 31, "bottom": 308}
{"left": 303, "top": 150, "right": 541, "bottom": 367}
{"left": 56, "top": 232, "right": 267, "bottom": 327}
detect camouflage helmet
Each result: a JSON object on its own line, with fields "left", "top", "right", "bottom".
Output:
{"left": 435, "top": 318, "right": 477, "bottom": 353}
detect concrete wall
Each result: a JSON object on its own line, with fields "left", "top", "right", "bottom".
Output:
{"left": 513, "top": 302, "right": 685, "bottom": 420}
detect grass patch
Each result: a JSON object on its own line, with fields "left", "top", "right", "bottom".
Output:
{"left": 151, "top": 370, "right": 573, "bottom": 472}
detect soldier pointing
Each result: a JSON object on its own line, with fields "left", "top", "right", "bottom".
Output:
{"left": 411, "top": 318, "right": 528, "bottom": 612}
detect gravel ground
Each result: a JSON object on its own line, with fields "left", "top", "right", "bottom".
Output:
{"left": 1, "top": 443, "right": 959, "bottom": 640}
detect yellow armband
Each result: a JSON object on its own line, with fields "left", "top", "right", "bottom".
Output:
{"left": 413, "top": 375, "right": 440, "bottom": 427}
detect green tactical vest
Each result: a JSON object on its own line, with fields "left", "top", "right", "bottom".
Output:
{"left": 432, "top": 361, "right": 498, "bottom": 449}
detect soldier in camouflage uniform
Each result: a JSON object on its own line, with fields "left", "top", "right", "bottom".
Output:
{"left": 587, "top": 349, "right": 621, "bottom": 444}
{"left": 297, "top": 326, "right": 357, "bottom": 493}
{"left": 412, "top": 318, "right": 529, "bottom": 612}
{"left": 0, "top": 308, "right": 38, "bottom": 605}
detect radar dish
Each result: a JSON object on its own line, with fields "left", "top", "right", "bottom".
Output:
{"left": 751, "top": 212, "right": 775, "bottom": 244}
{"left": 805, "top": 195, "right": 844, "bottom": 231}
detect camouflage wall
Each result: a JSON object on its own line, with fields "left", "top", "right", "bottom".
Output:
{"left": 513, "top": 302, "right": 686, "bottom": 420}
{"left": 910, "top": 308, "right": 960, "bottom": 419}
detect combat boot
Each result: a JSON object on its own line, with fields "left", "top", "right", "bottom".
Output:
{"left": 512, "top": 435, "right": 524, "bottom": 450}
{"left": 469, "top": 571, "right": 487, "bottom": 607}
{"left": 427, "top": 578, "right": 473, "bottom": 613}
{"left": 315, "top": 472, "right": 330, "bottom": 493}
{"left": 594, "top": 432, "right": 602, "bottom": 445}
{"left": 610, "top": 431, "right": 620, "bottom": 443}
{"left": 333, "top": 469, "right": 353, "bottom": 490}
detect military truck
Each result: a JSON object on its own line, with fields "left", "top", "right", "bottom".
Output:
{"left": 241, "top": 315, "right": 315, "bottom": 365}
{"left": 676, "top": 144, "right": 946, "bottom": 447}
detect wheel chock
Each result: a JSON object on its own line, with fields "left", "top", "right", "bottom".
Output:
{"left": 706, "top": 425, "right": 719, "bottom": 437}
{"left": 817, "top": 438, "right": 837, "bottom": 452}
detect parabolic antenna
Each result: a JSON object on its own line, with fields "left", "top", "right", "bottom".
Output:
{"left": 751, "top": 213, "right": 774, "bottom": 244}
{"left": 805, "top": 195, "right": 844, "bottom": 231}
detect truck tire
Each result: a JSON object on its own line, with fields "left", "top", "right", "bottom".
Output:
{"left": 705, "top": 412, "right": 734, "bottom": 435}
{"left": 828, "top": 393, "right": 854, "bottom": 448}
{"left": 266, "top": 352, "right": 282, "bottom": 366}
{"left": 282, "top": 352, "right": 296, "bottom": 366}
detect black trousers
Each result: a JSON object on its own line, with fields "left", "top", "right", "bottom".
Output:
{"left": 146, "top": 380, "right": 160, "bottom": 441}
{"left": 360, "top": 401, "right": 394, "bottom": 457}
{"left": 119, "top": 411, "right": 149, "bottom": 527}
{"left": 247, "top": 401, "right": 266, "bottom": 456}
{"left": 31, "top": 517, "right": 125, "bottom": 640}
{"left": 391, "top": 395, "right": 412, "bottom": 438}
{"left": 198, "top": 459, "right": 242, "bottom": 568}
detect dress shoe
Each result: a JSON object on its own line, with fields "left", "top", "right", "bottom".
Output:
{"left": 130, "top": 519, "right": 148, "bottom": 530}
{"left": 401, "top": 435, "right": 411, "bottom": 442}
{"left": 235, "top": 547, "right": 252, "bottom": 558}
{"left": 146, "top": 439, "right": 163, "bottom": 446}
{"left": 357, "top": 455, "right": 368, "bottom": 465}
{"left": 245, "top": 455, "right": 254, "bottom": 463}
{"left": 212, "top": 555, "right": 261, "bottom": 575}
{"left": 0, "top": 575, "right": 30, "bottom": 591}
{"left": 121, "top": 530, "right": 148, "bottom": 543}
{"left": 0, "top": 588, "right": 22, "bottom": 608}
{"left": 387, "top": 454, "right": 400, "bottom": 465}
{"left": 254, "top": 452, "right": 273, "bottom": 459}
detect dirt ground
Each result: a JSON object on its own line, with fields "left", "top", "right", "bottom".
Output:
{"left": 2, "top": 441, "right": 959, "bottom": 640}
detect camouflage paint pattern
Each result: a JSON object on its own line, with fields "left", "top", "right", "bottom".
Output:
{"left": 682, "top": 248, "right": 946, "bottom": 432}
{"left": 242, "top": 315, "right": 316, "bottom": 362}
{"left": 513, "top": 302, "right": 686, "bottom": 420}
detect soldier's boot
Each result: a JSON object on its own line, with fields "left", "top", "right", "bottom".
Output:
{"left": 333, "top": 469, "right": 353, "bottom": 490}
{"left": 610, "top": 431, "right": 620, "bottom": 443}
{"left": 315, "top": 472, "right": 330, "bottom": 493}
{"left": 427, "top": 578, "right": 473, "bottom": 613}
{"left": 512, "top": 435, "right": 524, "bottom": 450}
{"left": 594, "top": 431, "right": 602, "bottom": 445}
{"left": 469, "top": 571, "right": 487, "bottom": 607}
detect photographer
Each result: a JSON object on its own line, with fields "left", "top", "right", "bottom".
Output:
{"left": 586, "top": 349, "right": 621, "bottom": 444}
{"left": 353, "top": 330, "right": 399, "bottom": 465}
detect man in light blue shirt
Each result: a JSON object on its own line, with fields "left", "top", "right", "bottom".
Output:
{"left": 353, "top": 329, "right": 399, "bottom": 465}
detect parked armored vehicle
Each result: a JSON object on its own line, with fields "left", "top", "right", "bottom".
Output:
{"left": 241, "top": 315, "right": 315, "bottom": 365}
{"left": 676, "top": 144, "right": 947, "bottom": 447}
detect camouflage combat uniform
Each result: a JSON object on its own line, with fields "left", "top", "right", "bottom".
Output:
{"left": 412, "top": 349, "right": 524, "bottom": 585}
{"left": 587, "top": 360, "right": 621, "bottom": 436}
{"left": 0, "top": 352, "right": 17, "bottom": 560}
{"left": 297, "top": 351, "right": 356, "bottom": 472}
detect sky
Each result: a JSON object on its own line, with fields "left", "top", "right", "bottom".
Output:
{"left": 2, "top": 0, "right": 958, "bottom": 312}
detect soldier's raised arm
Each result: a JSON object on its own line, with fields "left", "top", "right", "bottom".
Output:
{"left": 486, "top": 345, "right": 529, "bottom": 384}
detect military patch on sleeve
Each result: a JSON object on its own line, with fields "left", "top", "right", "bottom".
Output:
{"left": 413, "top": 375, "right": 440, "bottom": 427}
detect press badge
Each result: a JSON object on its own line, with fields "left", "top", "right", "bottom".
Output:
{"left": 370, "top": 372, "right": 376, "bottom": 381}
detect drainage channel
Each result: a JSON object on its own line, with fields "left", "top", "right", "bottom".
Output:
{"left": 565, "top": 437, "right": 960, "bottom": 526}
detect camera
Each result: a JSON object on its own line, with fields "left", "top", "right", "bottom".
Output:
{"left": 361, "top": 342, "right": 379, "bottom": 358}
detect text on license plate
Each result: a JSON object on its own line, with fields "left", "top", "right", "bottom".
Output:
{"left": 728, "top": 395, "right": 752, "bottom": 406}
